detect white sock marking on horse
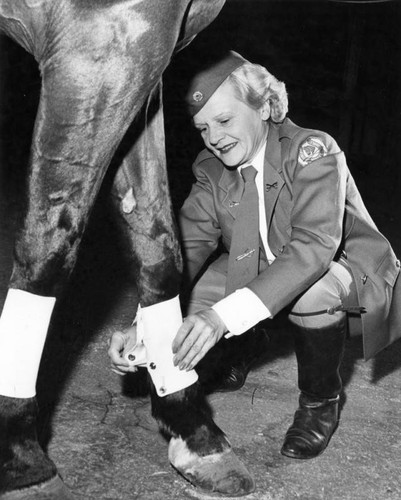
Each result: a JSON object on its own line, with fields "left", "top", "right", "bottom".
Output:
{"left": 168, "top": 436, "right": 255, "bottom": 495}
{"left": 138, "top": 296, "right": 198, "bottom": 397}
{"left": 0, "top": 289, "right": 55, "bottom": 398}
{"left": 168, "top": 437, "right": 226, "bottom": 470}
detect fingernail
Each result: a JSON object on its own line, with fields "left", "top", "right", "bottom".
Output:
{"left": 179, "top": 363, "right": 186, "bottom": 371}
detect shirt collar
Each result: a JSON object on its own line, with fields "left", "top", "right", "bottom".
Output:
{"left": 238, "top": 141, "right": 266, "bottom": 177}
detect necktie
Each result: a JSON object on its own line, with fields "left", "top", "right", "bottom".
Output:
{"left": 225, "top": 165, "right": 259, "bottom": 296}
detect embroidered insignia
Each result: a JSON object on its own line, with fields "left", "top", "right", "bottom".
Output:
{"left": 265, "top": 182, "right": 278, "bottom": 192}
{"left": 192, "top": 91, "right": 203, "bottom": 102}
{"left": 298, "top": 136, "right": 328, "bottom": 166}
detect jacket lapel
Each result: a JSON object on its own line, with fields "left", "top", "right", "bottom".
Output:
{"left": 217, "top": 121, "right": 288, "bottom": 222}
{"left": 263, "top": 123, "right": 285, "bottom": 229}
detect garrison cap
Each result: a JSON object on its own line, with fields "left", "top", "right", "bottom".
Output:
{"left": 186, "top": 51, "right": 248, "bottom": 117}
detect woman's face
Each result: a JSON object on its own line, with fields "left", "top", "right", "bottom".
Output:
{"left": 193, "top": 80, "right": 269, "bottom": 168}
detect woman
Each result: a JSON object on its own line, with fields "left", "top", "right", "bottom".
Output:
{"left": 110, "top": 51, "right": 401, "bottom": 460}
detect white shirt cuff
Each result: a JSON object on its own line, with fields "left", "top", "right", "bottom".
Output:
{"left": 212, "top": 288, "right": 271, "bottom": 338}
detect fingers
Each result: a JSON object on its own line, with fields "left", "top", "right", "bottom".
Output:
{"left": 123, "top": 324, "right": 138, "bottom": 352}
{"left": 109, "top": 311, "right": 226, "bottom": 376}
{"left": 182, "top": 337, "right": 215, "bottom": 371}
{"left": 107, "top": 330, "right": 137, "bottom": 375}
{"left": 173, "top": 321, "right": 209, "bottom": 370}
{"left": 172, "top": 310, "right": 227, "bottom": 370}
{"left": 107, "top": 331, "right": 128, "bottom": 364}
{"left": 110, "top": 366, "right": 134, "bottom": 376}
{"left": 172, "top": 317, "right": 195, "bottom": 354}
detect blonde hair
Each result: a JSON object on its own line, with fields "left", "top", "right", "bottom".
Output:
{"left": 227, "top": 62, "right": 288, "bottom": 123}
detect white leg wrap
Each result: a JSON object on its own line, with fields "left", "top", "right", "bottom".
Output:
{"left": 138, "top": 296, "right": 198, "bottom": 397}
{"left": 0, "top": 289, "right": 56, "bottom": 398}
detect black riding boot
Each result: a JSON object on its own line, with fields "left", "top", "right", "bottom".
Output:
{"left": 198, "top": 325, "right": 269, "bottom": 393}
{"left": 281, "top": 318, "right": 346, "bottom": 459}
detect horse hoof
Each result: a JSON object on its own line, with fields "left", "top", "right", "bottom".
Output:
{"left": 0, "top": 475, "right": 75, "bottom": 500}
{"left": 168, "top": 437, "right": 255, "bottom": 497}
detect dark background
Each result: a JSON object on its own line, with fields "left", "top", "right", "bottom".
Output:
{"left": 164, "top": 0, "right": 401, "bottom": 245}
{"left": 0, "top": 0, "right": 400, "bottom": 285}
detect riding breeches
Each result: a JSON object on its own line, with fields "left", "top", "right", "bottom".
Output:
{"left": 186, "top": 254, "right": 355, "bottom": 330}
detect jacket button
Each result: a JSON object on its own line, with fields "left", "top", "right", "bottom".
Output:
{"left": 361, "top": 274, "right": 368, "bottom": 285}
{"left": 396, "top": 259, "right": 400, "bottom": 268}
{"left": 149, "top": 362, "right": 156, "bottom": 369}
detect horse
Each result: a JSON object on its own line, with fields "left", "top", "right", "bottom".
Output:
{"left": 0, "top": 1, "right": 255, "bottom": 498}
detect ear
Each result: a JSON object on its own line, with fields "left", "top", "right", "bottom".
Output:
{"left": 260, "top": 101, "right": 271, "bottom": 121}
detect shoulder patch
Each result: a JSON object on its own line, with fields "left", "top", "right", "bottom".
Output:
{"left": 298, "top": 136, "right": 328, "bottom": 166}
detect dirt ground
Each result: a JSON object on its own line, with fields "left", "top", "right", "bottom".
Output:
{"left": 1, "top": 1, "right": 401, "bottom": 499}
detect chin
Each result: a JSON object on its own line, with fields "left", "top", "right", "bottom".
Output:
{"left": 219, "top": 155, "right": 242, "bottom": 168}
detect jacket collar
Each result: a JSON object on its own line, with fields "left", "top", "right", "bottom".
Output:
{"left": 263, "top": 122, "right": 285, "bottom": 187}
{"left": 264, "top": 121, "right": 282, "bottom": 173}
{"left": 218, "top": 119, "right": 289, "bottom": 218}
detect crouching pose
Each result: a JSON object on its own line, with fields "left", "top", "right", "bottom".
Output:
{"left": 110, "top": 51, "right": 401, "bottom": 462}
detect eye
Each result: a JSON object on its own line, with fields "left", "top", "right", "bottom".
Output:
{"left": 220, "top": 118, "right": 230, "bottom": 125}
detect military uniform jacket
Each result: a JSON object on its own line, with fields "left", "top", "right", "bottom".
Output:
{"left": 179, "top": 118, "right": 401, "bottom": 359}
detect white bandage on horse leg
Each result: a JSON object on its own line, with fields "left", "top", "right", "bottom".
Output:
{"left": 139, "top": 295, "right": 198, "bottom": 397}
{"left": 0, "top": 289, "right": 56, "bottom": 398}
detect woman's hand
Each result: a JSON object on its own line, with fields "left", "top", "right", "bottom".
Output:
{"left": 172, "top": 308, "right": 228, "bottom": 371}
{"left": 107, "top": 325, "right": 139, "bottom": 375}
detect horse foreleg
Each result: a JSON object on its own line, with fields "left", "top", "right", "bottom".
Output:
{"left": 113, "top": 85, "right": 254, "bottom": 496}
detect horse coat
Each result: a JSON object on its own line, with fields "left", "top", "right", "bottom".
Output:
{"left": 0, "top": 1, "right": 257, "bottom": 498}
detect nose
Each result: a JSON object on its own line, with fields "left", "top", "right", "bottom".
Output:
{"left": 208, "top": 125, "right": 224, "bottom": 146}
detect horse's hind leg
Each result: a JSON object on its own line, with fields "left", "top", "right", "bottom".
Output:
{"left": 0, "top": 48, "right": 149, "bottom": 497}
{"left": 112, "top": 85, "right": 255, "bottom": 497}
{"left": 0, "top": 126, "right": 115, "bottom": 498}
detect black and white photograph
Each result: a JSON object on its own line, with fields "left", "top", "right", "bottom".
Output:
{"left": 0, "top": 1, "right": 400, "bottom": 499}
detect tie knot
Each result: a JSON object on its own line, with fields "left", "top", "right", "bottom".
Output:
{"left": 241, "top": 165, "right": 257, "bottom": 183}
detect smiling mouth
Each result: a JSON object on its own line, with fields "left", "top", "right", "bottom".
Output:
{"left": 218, "top": 143, "right": 237, "bottom": 153}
